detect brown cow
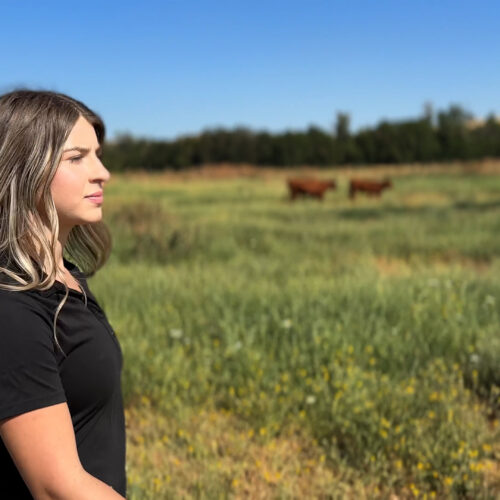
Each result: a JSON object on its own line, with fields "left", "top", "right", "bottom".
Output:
{"left": 349, "top": 178, "right": 392, "bottom": 199}
{"left": 287, "top": 178, "right": 336, "bottom": 201}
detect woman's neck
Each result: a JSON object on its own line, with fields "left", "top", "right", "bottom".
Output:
{"left": 38, "top": 225, "right": 70, "bottom": 276}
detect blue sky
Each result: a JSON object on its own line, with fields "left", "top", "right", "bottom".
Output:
{"left": 2, "top": 0, "right": 499, "bottom": 140}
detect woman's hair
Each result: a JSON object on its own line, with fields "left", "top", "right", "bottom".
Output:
{"left": 0, "top": 89, "right": 112, "bottom": 353}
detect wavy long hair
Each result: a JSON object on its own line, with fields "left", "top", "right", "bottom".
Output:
{"left": 0, "top": 89, "right": 112, "bottom": 353}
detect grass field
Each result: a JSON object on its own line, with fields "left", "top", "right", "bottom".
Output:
{"left": 90, "top": 163, "right": 500, "bottom": 498}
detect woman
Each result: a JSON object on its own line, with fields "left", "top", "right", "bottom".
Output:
{"left": 0, "top": 90, "right": 127, "bottom": 499}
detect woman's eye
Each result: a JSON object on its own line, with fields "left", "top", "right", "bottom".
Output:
{"left": 69, "top": 156, "right": 83, "bottom": 163}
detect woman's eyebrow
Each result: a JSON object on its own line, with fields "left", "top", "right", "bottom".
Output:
{"left": 63, "top": 147, "right": 89, "bottom": 154}
{"left": 63, "top": 146, "right": 102, "bottom": 155}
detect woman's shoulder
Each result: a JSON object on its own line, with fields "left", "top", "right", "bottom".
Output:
{"left": 0, "top": 285, "right": 41, "bottom": 304}
{"left": 0, "top": 287, "right": 53, "bottom": 329}
{"left": 0, "top": 294, "right": 54, "bottom": 361}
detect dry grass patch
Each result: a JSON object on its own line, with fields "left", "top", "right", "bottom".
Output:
{"left": 374, "top": 257, "right": 413, "bottom": 277}
{"left": 125, "top": 404, "right": 377, "bottom": 499}
{"left": 374, "top": 256, "right": 493, "bottom": 278}
{"left": 402, "top": 192, "right": 450, "bottom": 207}
{"left": 431, "top": 255, "right": 493, "bottom": 275}
{"left": 115, "top": 159, "right": 500, "bottom": 184}
{"left": 125, "top": 403, "right": 500, "bottom": 499}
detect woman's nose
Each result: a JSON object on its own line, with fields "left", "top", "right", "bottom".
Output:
{"left": 91, "top": 157, "right": 111, "bottom": 183}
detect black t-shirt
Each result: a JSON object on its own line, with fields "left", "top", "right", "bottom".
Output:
{"left": 0, "top": 260, "right": 126, "bottom": 498}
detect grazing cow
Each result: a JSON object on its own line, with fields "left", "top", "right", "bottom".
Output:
{"left": 287, "top": 178, "right": 336, "bottom": 201}
{"left": 349, "top": 178, "right": 392, "bottom": 199}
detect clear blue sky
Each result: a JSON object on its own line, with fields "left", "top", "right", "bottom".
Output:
{"left": 2, "top": 0, "right": 499, "bottom": 140}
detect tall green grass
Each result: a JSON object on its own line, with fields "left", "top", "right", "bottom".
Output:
{"left": 91, "top": 171, "right": 500, "bottom": 498}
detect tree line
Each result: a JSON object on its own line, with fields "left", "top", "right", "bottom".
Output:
{"left": 101, "top": 105, "right": 500, "bottom": 171}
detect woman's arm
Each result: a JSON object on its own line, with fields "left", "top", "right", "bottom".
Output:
{"left": 0, "top": 402, "right": 126, "bottom": 500}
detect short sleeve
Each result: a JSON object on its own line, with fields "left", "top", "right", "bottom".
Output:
{"left": 0, "top": 293, "right": 67, "bottom": 421}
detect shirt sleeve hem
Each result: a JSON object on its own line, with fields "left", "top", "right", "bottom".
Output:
{"left": 0, "top": 391, "right": 67, "bottom": 422}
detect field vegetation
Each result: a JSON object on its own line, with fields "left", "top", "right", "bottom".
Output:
{"left": 90, "top": 163, "right": 500, "bottom": 498}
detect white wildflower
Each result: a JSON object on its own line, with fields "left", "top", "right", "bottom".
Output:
{"left": 169, "top": 328, "right": 183, "bottom": 339}
{"left": 306, "top": 395, "right": 316, "bottom": 405}
{"left": 485, "top": 295, "right": 495, "bottom": 306}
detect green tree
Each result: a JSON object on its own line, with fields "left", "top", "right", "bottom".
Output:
{"left": 437, "top": 105, "right": 473, "bottom": 160}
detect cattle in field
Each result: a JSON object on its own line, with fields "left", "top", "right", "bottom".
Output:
{"left": 349, "top": 178, "right": 392, "bottom": 199}
{"left": 287, "top": 178, "right": 336, "bottom": 201}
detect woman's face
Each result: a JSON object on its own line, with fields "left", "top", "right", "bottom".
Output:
{"left": 50, "top": 115, "right": 110, "bottom": 234}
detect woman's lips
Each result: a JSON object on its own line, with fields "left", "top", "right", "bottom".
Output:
{"left": 86, "top": 194, "right": 103, "bottom": 204}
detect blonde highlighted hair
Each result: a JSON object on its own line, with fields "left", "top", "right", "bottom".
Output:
{"left": 0, "top": 89, "right": 112, "bottom": 353}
